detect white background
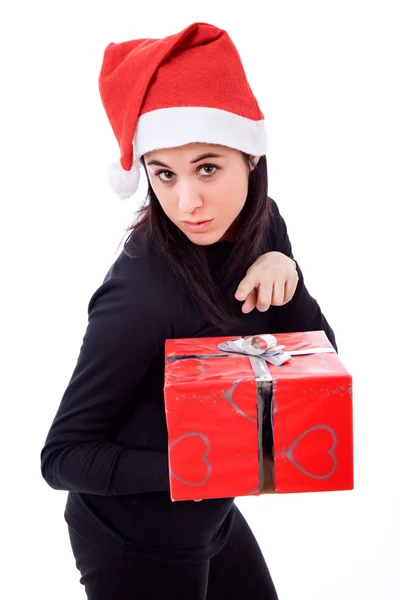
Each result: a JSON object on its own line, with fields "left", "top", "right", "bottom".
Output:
{"left": 2, "top": 1, "right": 399, "bottom": 599}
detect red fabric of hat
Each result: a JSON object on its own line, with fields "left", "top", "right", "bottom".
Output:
{"left": 99, "top": 22, "right": 268, "bottom": 199}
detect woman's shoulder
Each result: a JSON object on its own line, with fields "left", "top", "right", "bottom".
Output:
{"left": 266, "top": 197, "right": 284, "bottom": 232}
{"left": 96, "top": 225, "right": 181, "bottom": 314}
{"left": 264, "top": 197, "right": 292, "bottom": 255}
{"left": 109, "top": 227, "right": 166, "bottom": 278}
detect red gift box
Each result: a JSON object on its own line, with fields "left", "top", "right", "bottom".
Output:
{"left": 164, "top": 330, "right": 353, "bottom": 501}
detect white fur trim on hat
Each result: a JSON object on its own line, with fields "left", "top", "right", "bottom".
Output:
{"left": 107, "top": 160, "right": 141, "bottom": 200}
{"left": 134, "top": 106, "right": 268, "bottom": 158}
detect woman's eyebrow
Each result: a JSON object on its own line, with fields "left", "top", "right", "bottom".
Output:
{"left": 146, "top": 153, "right": 224, "bottom": 169}
{"left": 190, "top": 153, "right": 224, "bottom": 163}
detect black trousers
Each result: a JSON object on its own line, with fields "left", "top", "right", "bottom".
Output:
{"left": 68, "top": 506, "right": 279, "bottom": 600}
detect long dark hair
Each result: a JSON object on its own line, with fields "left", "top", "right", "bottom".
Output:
{"left": 122, "top": 153, "right": 272, "bottom": 332}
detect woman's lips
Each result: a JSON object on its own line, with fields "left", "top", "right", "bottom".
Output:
{"left": 181, "top": 219, "right": 214, "bottom": 233}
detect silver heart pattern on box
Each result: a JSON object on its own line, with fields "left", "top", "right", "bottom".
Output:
{"left": 169, "top": 362, "right": 341, "bottom": 487}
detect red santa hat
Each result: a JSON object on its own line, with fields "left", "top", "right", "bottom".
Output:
{"left": 99, "top": 22, "right": 268, "bottom": 200}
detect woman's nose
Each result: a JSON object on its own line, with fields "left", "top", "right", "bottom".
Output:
{"left": 177, "top": 183, "right": 203, "bottom": 213}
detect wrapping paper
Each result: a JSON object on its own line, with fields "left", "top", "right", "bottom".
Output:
{"left": 164, "top": 330, "right": 353, "bottom": 501}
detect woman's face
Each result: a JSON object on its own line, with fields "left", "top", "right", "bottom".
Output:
{"left": 144, "top": 143, "right": 259, "bottom": 245}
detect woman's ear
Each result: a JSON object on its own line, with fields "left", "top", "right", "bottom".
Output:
{"left": 249, "top": 156, "right": 261, "bottom": 171}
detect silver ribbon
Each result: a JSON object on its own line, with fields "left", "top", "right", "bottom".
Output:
{"left": 217, "top": 334, "right": 336, "bottom": 381}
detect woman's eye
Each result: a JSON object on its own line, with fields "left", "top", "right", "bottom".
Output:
{"left": 155, "top": 164, "right": 219, "bottom": 184}
{"left": 199, "top": 164, "right": 219, "bottom": 177}
{"left": 156, "top": 170, "right": 175, "bottom": 183}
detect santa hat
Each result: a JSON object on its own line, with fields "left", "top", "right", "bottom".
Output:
{"left": 99, "top": 22, "right": 268, "bottom": 200}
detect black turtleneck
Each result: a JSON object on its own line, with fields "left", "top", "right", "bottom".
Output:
{"left": 40, "top": 199, "right": 337, "bottom": 563}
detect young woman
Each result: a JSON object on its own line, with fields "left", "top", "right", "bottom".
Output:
{"left": 40, "top": 22, "right": 337, "bottom": 600}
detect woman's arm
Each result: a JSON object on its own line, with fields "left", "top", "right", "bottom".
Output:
{"left": 268, "top": 199, "right": 338, "bottom": 352}
{"left": 40, "top": 253, "right": 173, "bottom": 496}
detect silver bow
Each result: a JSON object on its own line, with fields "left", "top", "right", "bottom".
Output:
{"left": 217, "top": 334, "right": 335, "bottom": 381}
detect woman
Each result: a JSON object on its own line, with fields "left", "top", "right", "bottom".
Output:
{"left": 40, "top": 22, "right": 337, "bottom": 599}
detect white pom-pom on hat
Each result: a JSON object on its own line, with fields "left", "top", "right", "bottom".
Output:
{"left": 107, "top": 159, "right": 141, "bottom": 200}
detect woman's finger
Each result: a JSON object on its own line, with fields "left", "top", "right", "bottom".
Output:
{"left": 235, "top": 275, "right": 260, "bottom": 302}
{"left": 282, "top": 272, "right": 299, "bottom": 304}
{"left": 242, "top": 288, "right": 258, "bottom": 313}
{"left": 271, "top": 280, "right": 286, "bottom": 306}
{"left": 255, "top": 281, "right": 273, "bottom": 312}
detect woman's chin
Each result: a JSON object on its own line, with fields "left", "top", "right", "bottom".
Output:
{"left": 184, "top": 229, "right": 228, "bottom": 246}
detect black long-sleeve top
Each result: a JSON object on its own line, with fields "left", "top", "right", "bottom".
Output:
{"left": 40, "top": 199, "right": 337, "bottom": 563}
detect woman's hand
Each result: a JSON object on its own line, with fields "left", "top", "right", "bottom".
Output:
{"left": 235, "top": 252, "right": 299, "bottom": 314}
